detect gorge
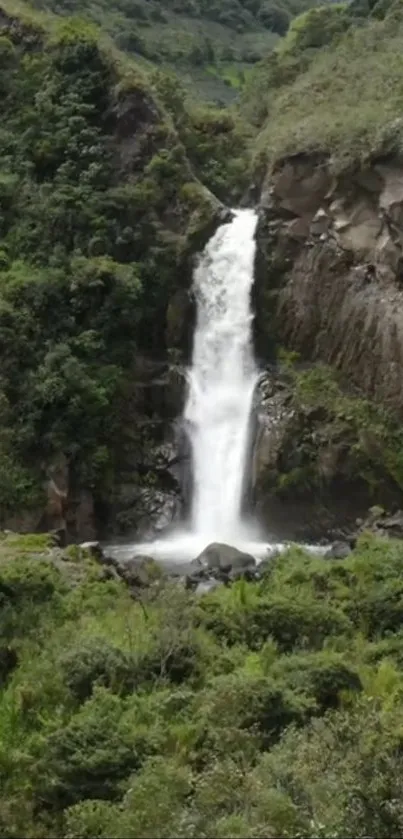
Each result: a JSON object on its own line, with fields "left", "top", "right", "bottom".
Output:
{"left": 5, "top": 3, "right": 403, "bottom": 837}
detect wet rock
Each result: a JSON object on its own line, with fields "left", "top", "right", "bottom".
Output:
{"left": 252, "top": 374, "right": 294, "bottom": 494}
{"left": 130, "top": 357, "right": 186, "bottom": 422}
{"left": 80, "top": 541, "right": 103, "bottom": 560}
{"left": 356, "top": 506, "right": 403, "bottom": 540}
{"left": 195, "top": 579, "right": 223, "bottom": 596}
{"left": 131, "top": 489, "right": 181, "bottom": 541}
{"left": 68, "top": 489, "right": 97, "bottom": 542}
{"left": 117, "top": 556, "right": 164, "bottom": 588}
{"left": 97, "top": 566, "right": 120, "bottom": 583}
{"left": 184, "top": 562, "right": 210, "bottom": 590}
{"left": 50, "top": 528, "right": 67, "bottom": 548}
{"left": 255, "top": 553, "right": 278, "bottom": 577}
{"left": 195, "top": 542, "right": 256, "bottom": 576}
{"left": 228, "top": 565, "right": 257, "bottom": 582}
{"left": 324, "top": 541, "right": 352, "bottom": 560}
{"left": 363, "top": 505, "right": 385, "bottom": 525}
{"left": 250, "top": 364, "right": 403, "bottom": 542}
{"left": 166, "top": 289, "right": 193, "bottom": 351}
{"left": 380, "top": 511, "right": 403, "bottom": 538}
{"left": 185, "top": 573, "right": 200, "bottom": 591}
{"left": 43, "top": 454, "right": 68, "bottom": 533}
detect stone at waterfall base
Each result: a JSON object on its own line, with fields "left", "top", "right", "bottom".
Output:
{"left": 194, "top": 542, "right": 257, "bottom": 580}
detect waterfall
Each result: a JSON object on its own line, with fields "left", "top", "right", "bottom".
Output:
{"left": 107, "top": 209, "right": 275, "bottom": 563}
{"left": 185, "top": 209, "right": 259, "bottom": 543}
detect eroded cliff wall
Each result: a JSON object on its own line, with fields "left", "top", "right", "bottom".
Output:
{"left": 255, "top": 154, "right": 403, "bottom": 412}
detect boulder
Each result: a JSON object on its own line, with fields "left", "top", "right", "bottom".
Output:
{"left": 356, "top": 507, "right": 403, "bottom": 540}
{"left": 324, "top": 541, "right": 352, "bottom": 560}
{"left": 228, "top": 565, "right": 257, "bottom": 582}
{"left": 195, "top": 579, "right": 223, "bottom": 596}
{"left": 118, "top": 555, "right": 164, "bottom": 588}
{"left": 195, "top": 542, "right": 256, "bottom": 576}
{"left": 377, "top": 511, "right": 403, "bottom": 539}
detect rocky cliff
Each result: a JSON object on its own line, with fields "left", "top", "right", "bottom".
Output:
{"left": 255, "top": 154, "right": 403, "bottom": 411}
{"left": 253, "top": 155, "right": 403, "bottom": 537}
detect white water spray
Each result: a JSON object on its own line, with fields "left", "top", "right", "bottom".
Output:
{"left": 107, "top": 210, "right": 294, "bottom": 563}
{"left": 185, "top": 208, "right": 259, "bottom": 542}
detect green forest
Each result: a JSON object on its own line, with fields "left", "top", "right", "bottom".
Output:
{"left": 2, "top": 0, "right": 403, "bottom": 835}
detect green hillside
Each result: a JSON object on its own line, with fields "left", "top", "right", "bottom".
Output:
{"left": 25, "top": 0, "right": 323, "bottom": 102}
{"left": 241, "top": 0, "right": 403, "bottom": 170}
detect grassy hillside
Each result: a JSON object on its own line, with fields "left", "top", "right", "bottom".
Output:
{"left": 242, "top": 0, "right": 403, "bottom": 170}
{"left": 3, "top": 532, "right": 403, "bottom": 836}
{"left": 23, "top": 0, "right": 324, "bottom": 102}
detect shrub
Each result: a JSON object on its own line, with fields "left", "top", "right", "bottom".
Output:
{"left": 193, "top": 671, "right": 315, "bottom": 752}
{"left": 59, "top": 639, "right": 138, "bottom": 701}
{"left": 270, "top": 651, "right": 362, "bottom": 711}
{"left": 64, "top": 757, "right": 193, "bottom": 839}
{"left": 33, "top": 689, "right": 159, "bottom": 808}
{"left": 251, "top": 700, "right": 403, "bottom": 838}
{"left": 279, "top": 3, "right": 351, "bottom": 54}
{"left": 201, "top": 592, "right": 352, "bottom": 651}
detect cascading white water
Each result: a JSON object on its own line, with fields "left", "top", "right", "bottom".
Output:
{"left": 107, "top": 209, "right": 290, "bottom": 562}
{"left": 185, "top": 208, "right": 259, "bottom": 543}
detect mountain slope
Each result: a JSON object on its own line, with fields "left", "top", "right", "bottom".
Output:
{"left": 243, "top": 0, "right": 403, "bottom": 169}
{"left": 24, "top": 0, "right": 323, "bottom": 102}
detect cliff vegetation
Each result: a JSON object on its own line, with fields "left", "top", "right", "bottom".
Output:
{"left": 0, "top": 2, "right": 248, "bottom": 534}
{"left": 244, "top": 0, "right": 403, "bottom": 171}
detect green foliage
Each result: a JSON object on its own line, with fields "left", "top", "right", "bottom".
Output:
{"left": 270, "top": 650, "right": 362, "bottom": 710}
{"left": 279, "top": 2, "right": 350, "bottom": 53}
{"left": 245, "top": 2, "right": 403, "bottom": 167}
{"left": 0, "top": 8, "right": 229, "bottom": 518}
{"left": 2, "top": 533, "right": 403, "bottom": 836}
{"left": 20, "top": 0, "right": 323, "bottom": 104}
{"left": 59, "top": 640, "right": 139, "bottom": 701}
{"left": 269, "top": 363, "right": 403, "bottom": 499}
{"left": 34, "top": 688, "right": 158, "bottom": 808}
{"left": 201, "top": 586, "right": 352, "bottom": 650}
{"left": 152, "top": 69, "right": 250, "bottom": 198}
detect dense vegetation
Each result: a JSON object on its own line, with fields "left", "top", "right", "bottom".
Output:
{"left": 0, "top": 4, "right": 252, "bottom": 526}
{"left": 269, "top": 362, "right": 403, "bottom": 500}
{"left": 3, "top": 531, "right": 403, "bottom": 836}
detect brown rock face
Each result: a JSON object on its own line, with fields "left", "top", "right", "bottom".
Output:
{"left": 255, "top": 154, "right": 403, "bottom": 412}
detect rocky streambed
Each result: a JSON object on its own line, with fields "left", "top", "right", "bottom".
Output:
{"left": 75, "top": 505, "right": 403, "bottom": 598}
